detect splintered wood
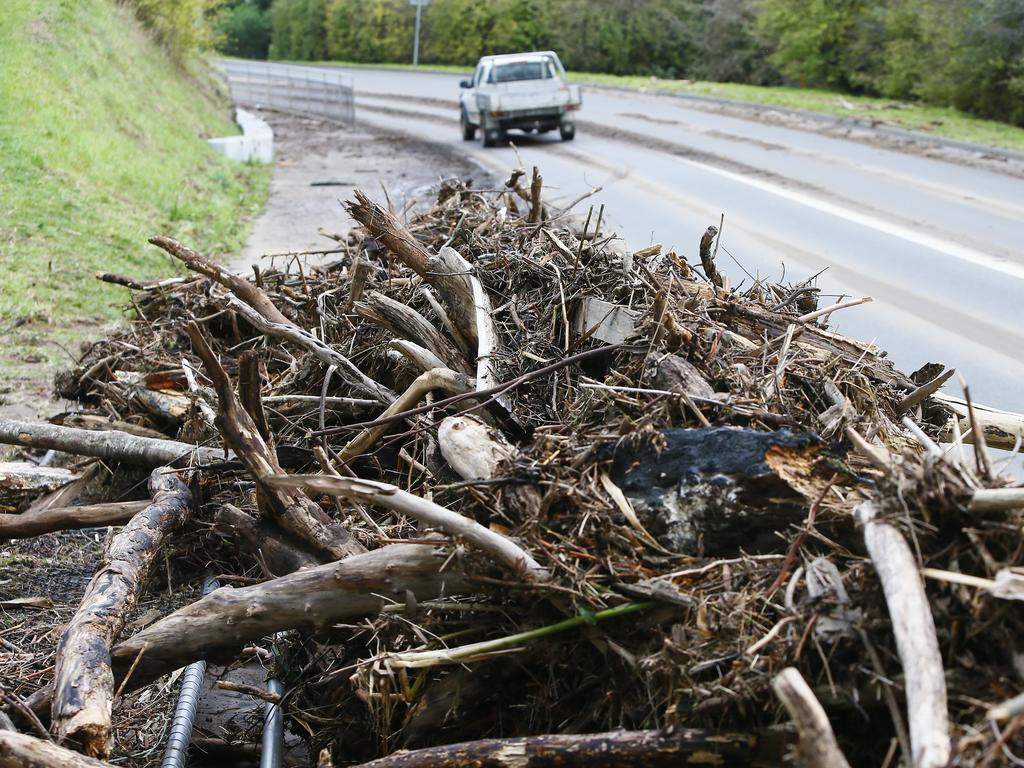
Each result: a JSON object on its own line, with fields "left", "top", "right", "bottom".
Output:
{"left": 2, "top": 174, "right": 1023, "bottom": 767}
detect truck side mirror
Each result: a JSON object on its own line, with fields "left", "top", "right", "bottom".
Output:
{"left": 460, "top": 80, "right": 472, "bottom": 88}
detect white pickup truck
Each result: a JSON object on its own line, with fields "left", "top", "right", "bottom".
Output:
{"left": 459, "top": 51, "right": 582, "bottom": 147}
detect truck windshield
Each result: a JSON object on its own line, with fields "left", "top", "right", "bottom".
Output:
{"left": 490, "top": 61, "right": 552, "bottom": 83}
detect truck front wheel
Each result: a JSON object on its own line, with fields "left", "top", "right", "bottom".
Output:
{"left": 461, "top": 109, "right": 476, "bottom": 141}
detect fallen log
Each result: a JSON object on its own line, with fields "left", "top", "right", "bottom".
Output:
{"left": 107, "top": 544, "right": 468, "bottom": 693}
{"left": 351, "top": 728, "right": 763, "bottom": 767}
{"left": 0, "top": 731, "right": 110, "bottom": 768}
{"left": 0, "top": 499, "right": 150, "bottom": 539}
{"left": 50, "top": 469, "right": 192, "bottom": 759}
{"left": 607, "top": 428, "right": 834, "bottom": 555}
{"left": 0, "top": 419, "right": 228, "bottom": 467}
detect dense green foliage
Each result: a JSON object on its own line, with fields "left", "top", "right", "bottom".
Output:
{"left": 260, "top": 0, "right": 1024, "bottom": 126}
{"left": 217, "top": 0, "right": 273, "bottom": 59}
{"left": 126, "top": 0, "right": 225, "bottom": 56}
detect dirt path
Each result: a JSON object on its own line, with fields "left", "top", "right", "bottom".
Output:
{"left": 232, "top": 110, "right": 489, "bottom": 273}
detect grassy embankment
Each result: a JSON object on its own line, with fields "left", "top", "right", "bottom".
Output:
{"left": 0, "top": 0, "right": 269, "bottom": 412}
{"left": 304, "top": 59, "right": 1024, "bottom": 153}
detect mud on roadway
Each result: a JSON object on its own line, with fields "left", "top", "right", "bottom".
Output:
{"left": 233, "top": 110, "right": 490, "bottom": 272}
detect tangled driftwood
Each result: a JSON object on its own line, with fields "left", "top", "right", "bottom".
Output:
{"left": 2, "top": 169, "right": 1024, "bottom": 767}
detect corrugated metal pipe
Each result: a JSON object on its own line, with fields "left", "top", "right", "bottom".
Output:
{"left": 160, "top": 575, "right": 219, "bottom": 768}
{"left": 260, "top": 633, "right": 287, "bottom": 768}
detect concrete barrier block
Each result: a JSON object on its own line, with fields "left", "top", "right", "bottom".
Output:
{"left": 208, "top": 108, "right": 273, "bottom": 163}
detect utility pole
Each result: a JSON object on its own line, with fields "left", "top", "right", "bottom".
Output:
{"left": 410, "top": 0, "right": 429, "bottom": 65}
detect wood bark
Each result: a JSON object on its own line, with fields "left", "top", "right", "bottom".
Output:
{"left": 856, "top": 502, "right": 950, "bottom": 768}
{"left": 186, "top": 322, "right": 365, "bottom": 562}
{"left": 215, "top": 504, "right": 320, "bottom": 576}
{"left": 347, "top": 191, "right": 431, "bottom": 278}
{"left": 148, "top": 236, "right": 291, "bottom": 326}
{"left": 772, "top": 667, "right": 851, "bottom": 768}
{"left": 0, "top": 419, "right": 229, "bottom": 467}
{"left": 0, "top": 500, "right": 150, "bottom": 539}
{"left": 50, "top": 469, "right": 192, "bottom": 758}
{"left": 107, "top": 544, "right": 468, "bottom": 692}
{"left": 352, "top": 728, "right": 762, "bottom": 767}
{"left": 0, "top": 731, "right": 111, "bottom": 768}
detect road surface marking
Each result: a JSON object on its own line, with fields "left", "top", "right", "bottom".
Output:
{"left": 671, "top": 155, "right": 1024, "bottom": 282}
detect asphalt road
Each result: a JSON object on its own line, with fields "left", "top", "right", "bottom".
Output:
{"left": 284, "top": 63, "right": 1024, "bottom": 413}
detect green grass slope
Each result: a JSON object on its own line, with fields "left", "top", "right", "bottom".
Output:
{"left": 0, "top": 0, "right": 268, "bottom": 384}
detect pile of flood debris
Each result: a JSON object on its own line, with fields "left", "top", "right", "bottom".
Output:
{"left": 3, "top": 167, "right": 1024, "bottom": 768}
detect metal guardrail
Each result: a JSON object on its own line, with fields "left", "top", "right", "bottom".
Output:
{"left": 219, "top": 60, "right": 355, "bottom": 126}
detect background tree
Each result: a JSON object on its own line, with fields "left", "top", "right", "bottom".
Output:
{"left": 217, "top": 0, "right": 272, "bottom": 59}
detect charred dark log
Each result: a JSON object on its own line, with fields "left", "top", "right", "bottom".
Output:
{"left": 607, "top": 428, "right": 841, "bottom": 555}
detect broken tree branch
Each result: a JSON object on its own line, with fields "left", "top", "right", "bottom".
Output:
{"left": 341, "top": 368, "right": 474, "bottom": 462}
{"left": 265, "top": 474, "right": 549, "bottom": 582}
{"left": 186, "top": 322, "right": 365, "bottom": 562}
{"left": 50, "top": 469, "right": 192, "bottom": 758}
{"left": 856, "top": 502, "right": 950, "bottom": 768}
{"left": 0, "top": 499, "right": 150, "bottom": 540}
{"left": 0, "top": 419, "right": 228, "bottom": 467}
{"left": 0, "top": 731, "right": 110, "bottom": 768}
{"left": 772, "top": 667, "right": 851, "bottom": 768}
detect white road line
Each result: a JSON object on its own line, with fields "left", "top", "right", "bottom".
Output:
{"left": 671, "top": 155, "right": 1024, "bottom": 282}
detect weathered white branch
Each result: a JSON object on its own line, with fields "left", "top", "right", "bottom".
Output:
{"left": 438, "top": 415, "right": 515, "bottom": 481}
{"left": 0, "top": 419, "right": 228, "bottom": 467}
{"left": 265, "top": 474, "right": 549, "bottom": 582}
{"left": 772, "top": 667, "right": 851, "bottom": 768}
{"left": 856, "top": 502, "right": 949, "bottom": 768}
{"left": 341, "top": 368, "right": 474, "bottom": 462}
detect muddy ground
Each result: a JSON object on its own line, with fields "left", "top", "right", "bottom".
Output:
{"left": 233, "top": 110, "right": 487, "bottom": 272}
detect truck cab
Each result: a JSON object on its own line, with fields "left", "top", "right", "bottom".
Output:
{"left": 459, "top": 51, "right": 582, "bottom": 147}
